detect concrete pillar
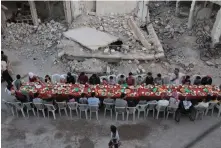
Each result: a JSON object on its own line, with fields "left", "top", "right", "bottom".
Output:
{"left": 175, "top": 0, "right": 180, "bottom": 16}
{"left": 63, "top": 1, "right": 72, "bottom": 25}
{"left": 211, "top": 8, "right": 221, "bottom": 46}
{"left": 28, "top": 1, "right": 39, "bottom": 26}
{"left": 187, "top": 0, "right": 196, "bottom": 29}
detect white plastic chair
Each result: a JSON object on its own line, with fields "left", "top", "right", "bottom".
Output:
{"left": 12, "top": 102, "right": 26, "bottom": 117}
{"left": 156, "top": 105, "right": 168, "bottom": 119}
{"left": 195, "top": 106, "right": 207, "bottom": 120}
{"left": 146, "top": 101, "right": 157, "bottom": 118}
{"left": 56, "top": 101, "right": 68, "bottom": 117}
{"left": 216, "top": 104, "right": 221, "bottom": 117}
{"left": 72, "top": 73, "right": 78, "bottom": 80}
{"left": 52, "top": 74, "right": 61, "bottom": 84}
{"left": 126, "top": 107, "right": 136, "bottom": 121}
{"left": 103, "top": 98, "right": 114, "bottom": 119}
{"left": 23, "top": 102, "right": 36, "bottom": 117}
{"left": 138, "top": 100, "right": 147, "bottom": 105}
{"left": 45, "top": 104, "right": 57, "bottom": 120}
{"left": 115, "top": 107, "right": 126, "bottom": 121}
{"left": 89, "top": 105, "right": 99, "bottom": 120}
{"left": 78, "top": 104, "right": 88, "bottom": 119}
{"left": 136, "top": 104, "right": 148, "bottom": 119}
{"left": 2, "top": 99, "right": 15, "bottom": 116}
{"left": 166, "top": 106, "right": 178, "bottom": 120}
{"left": 33, "top": 102, "right": 46, "bottom": 118}
{"left": 67, "top": 102, "right": 79, "bottom": 119}
{"left": 205, "top": 102, "right": 217, "bottom": 116}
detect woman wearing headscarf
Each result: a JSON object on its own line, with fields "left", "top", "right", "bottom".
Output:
{"left": 29, "top": 72, "right": 37, "bottom": 82}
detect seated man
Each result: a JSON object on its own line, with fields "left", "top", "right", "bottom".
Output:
{"left": 89, "top": 74, "right": 100, "bottom": 85}
{"left": 78, "top": 72, "right": 88, "bottom": 84}
{"left": 79, "top": 93, "right": 88, "bottom": 104}
{"left": 201, "top": 75, "right": 212, "bottom": 85}
{"left": 154, "top": 73, "right": 163, "bottom": 85}
{"left": 102, "top": 78, "right": 108, "bottom": 85}
{"left": 88, "top": 92, "right": 100, "bottom": 106}
{"left": 66, "top": 72, "right": 76, "bottom": 84}
{"left": 109, "top": 76, "right": 116, "bottom": 85}
{"left": 182, "top": 75, "right": 191, "bottom": 85}
{"left": 195, "top": 98, "right": 209, "bottom": 108}
{"left": 145, "top": 72, "right": 154, "bottom": 85}
{"left": 118, "top": 75, "right": 126, "bottom": 85}
{"left": 126, "top": 72, "right": 135, "bottom": 86}
{"left": 14, "top": 74, "right": 22, "bottom": 90}
{"left": 193, "top": 76, "right": 201, "bottom": 85}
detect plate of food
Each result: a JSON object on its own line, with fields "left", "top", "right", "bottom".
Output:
{"left": 125, "top": 89, "right": 131, "bottom": 94}
{"left": 155, "top": 92, "right": 161, "bottom": 96}
{"left": 145, "top": 92, "right": 150, "bottom": 96}
{"left": 167, "top": 92, "right": 172, "bottom": 96}
{"left": 40, "top": 90, "right": 45, "bottom": 94}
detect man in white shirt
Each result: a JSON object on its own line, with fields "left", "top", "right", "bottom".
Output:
{"left": 88, "top": 92, "right": 100, "bottom": 106}
{"left": 195, "top": 99, "right": 209, "bottom": 108}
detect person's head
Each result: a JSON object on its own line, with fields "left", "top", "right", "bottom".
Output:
{"left": 81, "top": 93, "right": 86, "bottom": 98}
{"left": 110, "top": 76, "right": 114, "bottom": 80}
{"left": 1, "top": 51, "right": 4, "bottom": 55}
{"left": 186, "top": 75, "right": 190, "bottom": 80}
{"left": 120, "top": 75, "right": 125, "bottom": 79}
{"left": 174, "top": 68, "right": 179, "bottom": 75}
{"left": 196, "top": 76, "right": 201, "bottom": 80}
{"left": 45, "top": 75, "right": 50, "bottom": 79}
{"left": 103, "top": 78, "right": 107, "bottom": 81}
{"left": 157, "top": 73, "right": 161, "bottom": 78}
{"left": 138, "top": 75, "right": 142, "bottom": 80}
{"left": 91, "top": 92, "right": 96, "bottom": 97}
{"left": 147, "top": 72, "right": 152, "bottom": 77}
{"left": 28, "top": 72, "right": 34, "bottom": 78}
{"left": 16, "top": 74, "right": 21, "bottom": 80}
{"left": 129, "top": 72, "right": 133, "bottom": 76}
{"left": 120, "top": 93, "right": 126, "bottom": 98}
{"left": 67, "top": 72, "right": 71, "bottom": 76}
{"left": 110, "top": 125, "right": 117, "bottom": 134}
{"left": 34, "top": 93, "right": 39, "bottom": 98}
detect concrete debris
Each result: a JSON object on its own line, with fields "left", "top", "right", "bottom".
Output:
{"left": 4, "top": 20, "right": 65, "bottom": 49}
{"left": 58, "top": 50, "right": 65, "bottom": 58}
{"left": 134, "top": 59, "right": 140, "bottom": 64}
{"left": 138, "top": 65, "right": 143, "bottom": 70}
{"left": 103, "top": 48, "right": 110, "bottom": 54}
{"left": 110, "top": 49, "right": 116, "bottom": 54}
{"left": 63, "top": 27, "right": 119, "bottom": 51}
{"left": 206, "top": 61, "right": 215, "bottom": 66}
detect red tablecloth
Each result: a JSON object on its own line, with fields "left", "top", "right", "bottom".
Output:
{"left": 18, "top": 82, "right": 221, "bottom": 100}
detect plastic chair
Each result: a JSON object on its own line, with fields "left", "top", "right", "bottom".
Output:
{"left": 216, "top": 104, "right": 221, "bottom": 117}
{"left": 67, "top": 102, "right": 79, "bottom": 119}
{"left": 100, "top": 76, "right": 108, "bottom": 83}
{"left": 195, "top": 106, "right": 207, "bottom": 120}
{"left": 103, "top": 98, "right": 114, "bottom": 119}
{"left": 138, "top": 100, "right": 147, "bottom": 105}
{"left": 52, "top": 74, "right": 61, "bottom": 84}
{"left": 146, "top": 102, "right": 157, "bottom": 118}
{"left": 2, "top": 99, "right": 15, "bottom": 116}
{"left": 136, "top": 104, "right": 148, "bottom": 119}
{"left": 56, "top": 101, "right": 68, "bottom": 117}
{"left": 78, "top": 104, "right": 88, "bottom": 119}
{"left": 23, "top": 102, "right": 36, "bottom": 117}
{"left": 72, "top": 73, "right": 78, "bottom": 81}
{"left": 45, "top": 104, "right": 57, "bottom": 120}
{"left": 166, "top": 106, "right": 178, "bottom": 120}
{"left": 108, "top": 74, "right": 117, "bottom": 82}
{"left": 33, "top": 103, "right": 46, "bottom": 118}
{"left": 116, "top": 74, "right": 126, "bottom": 82}
{"left": 156, "top": 105, "right": 168, "bottom": 119}
{"left": 12, "top": 102, "right": 26, "bottom": 117}
{"left": 115, "top": 107, "right": 126, "bottom": 121}
{"left": 205, "top": 102, "right": 217, "bottom": 116}
{"left": 89, "top": 105, "right": 99, "bottom": 120}
{"left": 126, "top": 107, "right": 136, "bottom": 121}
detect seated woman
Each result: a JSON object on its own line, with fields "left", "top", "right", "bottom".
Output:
{"left": 109, "top": 76, "right": 116, "bottom": 85}
{"left": 154, "top": 73, "right": 163, "bottom": 85}
{"left": 68, "top": 95, "right": 75, "bottom": 102}
{"left": 45, "top": 75, "right": 52, "bottom": 84}
{"left": 33, "top": 93, "right": 43, "bottom": 103}
{"left": 118, "top": 75, "right": 126, "bottom": 85}
{"left": 126, "top": 72, "right": 135, "bottom": 86}
{"left": 78, "top": 72, "right": 88, "bottom": 84}
{"left": 195, "top": 98, "right": 209, "bottom": 108}
{"left": 79, "top": 93, "right": 88, "bottom": 104}
{"left": 89, "top": 74, "right": 100, "bottom": 85}
{"left": 102, "top": 78, "right": 108, "bottom": 85}
{"left": 29, "top": 72, "right": 37, "bottom": 82}
{"left": 182, "top": 75, "right": 191, "bottom": 85}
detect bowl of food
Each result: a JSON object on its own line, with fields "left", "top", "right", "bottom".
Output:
{"left": 145, "top": 92, "right": 150, "bottom": 96}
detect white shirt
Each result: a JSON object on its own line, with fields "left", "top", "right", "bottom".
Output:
{"left": 88, "top": 97, "right": 100, "bottom": 106}
{"left": 157, "top": 100, "right": 169, "bottom": 106}
{"left": 111, "top": 131, "right": 120, "bottom": 142}
{"left": 169, "top": 97, "right": 180, "bottom": 108}
{"left": 1, "top": 61, "right": 7, "bottom": 71}
{"left": 183, "top": 100, "right": 192, "bottom": 110}
{"left": 195, "top": 102, "right": 209, "bottom": 108}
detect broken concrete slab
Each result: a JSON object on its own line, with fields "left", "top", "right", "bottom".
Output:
{"left": 63, "top": 27, "right": 119, "bottom": 51}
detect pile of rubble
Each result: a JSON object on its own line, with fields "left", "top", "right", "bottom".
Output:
{"left": 3, "top": 20, "right": 66, "bottom": 49}
{"left": 70, "top": 14, "right": 145, "bottom": 54}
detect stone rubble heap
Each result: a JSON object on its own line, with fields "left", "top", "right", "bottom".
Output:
{"left": 3, "top": 20, "right": 66, "bottom": 49}
{"left": 70, "top": 14, "right": 145, "bottom": 54}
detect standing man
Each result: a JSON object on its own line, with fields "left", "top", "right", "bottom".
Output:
{"left": 1, "top": 60, "right": 13, "bottom": 85}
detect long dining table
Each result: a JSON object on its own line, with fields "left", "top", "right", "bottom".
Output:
{"left": 18, "top": 82, "right": 221, "bottom": 100}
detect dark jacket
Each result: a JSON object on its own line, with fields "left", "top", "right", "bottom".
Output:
{"left": 89, "top": 76, "right": 100, "bottom": 85}
{"left": 145, "top": 76, "right": 154, "bottom": 85}
{"left": 67, "top": 75, "right": 76, "bottom": 84}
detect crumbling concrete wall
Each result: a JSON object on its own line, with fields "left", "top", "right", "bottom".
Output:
{"left": 211, "top": 8, "right": 221, "bottom": 45}
{"left": 96, "top": 1, "right": 137, "bottom": 15}
{"left": 84, "top": 1, "right": 96, "bottom": 12}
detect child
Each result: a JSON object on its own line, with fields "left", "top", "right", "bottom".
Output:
{"left": 108, "top": 125, "right": 120, "bottom": 148}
